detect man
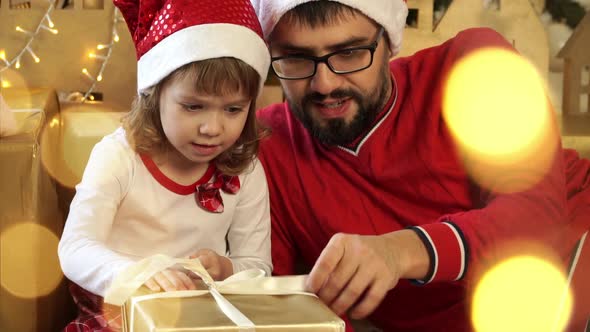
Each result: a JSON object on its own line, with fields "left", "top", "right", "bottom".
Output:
{"left": 253, "top": 0, "right": 589, "bottom": 330}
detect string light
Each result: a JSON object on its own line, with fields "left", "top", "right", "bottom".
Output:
{"left": 45, "top": 14, "right": 55, "bottom": 29}
{"left": 0, "top": 50, "right": 9, "bottom": 66}
{"left": 81, "top": 68, "right": 95, "bottom": 81}
{"left": 81, "top": 7, "right": 122, "bottom": 102}
{"left": 88, "top": 53, "right": 107, "bottom": 60}
{"left": 0, "top": 0, "right": 58, "bottom": 73}
{"left": 40, "top": 25, "right": 59, "bottom": 35}
{"left": 15, "top": 26, "right": 33, "bottom": 36}
{"left": 26, "top": 47, "right": 40, "bottom": 63}
{"left": 96, "top": 43, "right": 113, "bottom": 50}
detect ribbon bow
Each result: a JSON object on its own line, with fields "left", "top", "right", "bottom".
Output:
{"left": 103, "top": 255, "right": 316, "bottom": 332}
{"left": 196, "top": 171, "right": 240, "bottom": 213}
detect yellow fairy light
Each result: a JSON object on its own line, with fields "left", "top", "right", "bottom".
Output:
{"left": 1, "top": 80, "right": 11, "bottom": 88}
{"left": 45, "top": 15, "right": 55, "bottom": 28}
{"left": 0, "top": 1, "right": 59, "bottom": 74}
{"left": 26, "top": 47, "right": 40, "bottom": 63}
{"left": 82, "top": 68, "right": 95, "bottom": 81}
{"left": 15, "top": 26, "right": 31, "bottom": 35}
{"left": 97, "top": 74, "right": 103, "bottom": 82}
{"left": 0, "top": 49, "right": 8, "bottom": 66}
{"left": 41, "top": 25, "right": 58, "bottom": 34}
{"left": 49, "top": 117, "right": 59, "bottom": 128}
{"left": 96, "top": 44, "right": 111, "bottom": 50}
{"left": 114, "top": 31, "right": 120, "bottom": 42}
{"left": 88, "top": 53, "right": 106, "bottom": 60}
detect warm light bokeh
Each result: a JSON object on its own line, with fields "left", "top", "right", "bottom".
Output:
{"left": 471, "top": 255, "right": 572, "bottom": 332}
{"left": 443, "top": 48, "right": 558, "bottom": 193}
{"left": 39, "top": 114, "right": 80, "bottom": 188}
{"left": 0, "top": 222, "right": 63, "bottom": 299}
{"left": 40, "top": 111, "right": 124, "bottom": 188}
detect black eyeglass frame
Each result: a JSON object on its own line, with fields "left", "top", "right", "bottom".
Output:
{"left": 270, "top": 27, "right": 386, "bottom": 80}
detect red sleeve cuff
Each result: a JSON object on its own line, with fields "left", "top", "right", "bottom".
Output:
{"left": 409, "top": 221, "right": 468, "bottom": 284}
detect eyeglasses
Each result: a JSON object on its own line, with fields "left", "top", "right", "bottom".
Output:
{"left": 271, "top": 27, "right": 385, "bottom": 80}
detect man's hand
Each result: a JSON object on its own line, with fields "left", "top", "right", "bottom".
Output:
{"left": 189, "top": 249, "right": 234, "bottom": 281}
{"left": 306, "top": 230, "right": 429, "bottom": 319}
{"left": 144, "top": 268, "right": 198, "bottom": 292}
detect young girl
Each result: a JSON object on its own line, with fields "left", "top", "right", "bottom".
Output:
{"left": 58, "top": 0, "right": 271, "bottom": 330}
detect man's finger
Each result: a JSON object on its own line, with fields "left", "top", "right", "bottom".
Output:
{"left": 307, "top": 235, "right": 346, "bottom": 293}
{"left": 329, "top": 264, "right": 374, "bottom": 316}
{"left": 317, "top": 246, "right": 359, "bottom": 304}
{"left": 349, "top": 275, "right": 392, "bottom": 319}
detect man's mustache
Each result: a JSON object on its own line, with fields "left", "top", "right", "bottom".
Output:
{"left": 303, "top": 90, "right": 359, "bottom": 104}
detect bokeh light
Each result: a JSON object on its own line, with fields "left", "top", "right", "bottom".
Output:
{"left": 0, "top": 222, "right": 63, "bottom": 298}
{"left": 443, "top": 48, "right": 558, "bottom": 193}
{"left": 40, "top": 110, "right": 124, "bottom": 189}
{"left": 39, "top": 113, "right": 79, "bottom": 189}
{"left": 471, "top": 255, "right": 572, "bottom": 332}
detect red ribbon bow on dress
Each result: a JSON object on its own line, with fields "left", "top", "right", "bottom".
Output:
{"left": 196, "top": 171, "right": 240, "bottom": 213}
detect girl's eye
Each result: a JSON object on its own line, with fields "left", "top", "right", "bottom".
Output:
{"left": 227, "top": 106, "right": 245, "bottom": 113}
{"left": 184, "top": 104, "right": 203, "bottom": 111}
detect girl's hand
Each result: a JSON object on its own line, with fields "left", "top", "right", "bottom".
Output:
{"left": 189, "top": 249, "right": 233, "bottom": 281}
{"left": 144, "top": 268, "right": 198, "bottom": 292}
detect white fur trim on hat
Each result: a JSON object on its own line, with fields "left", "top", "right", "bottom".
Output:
{"left": 137, "top": 23, "right": 270, "bottom": 93}
{"left": 251, "top": 0, "right": 408, "bottom": 55}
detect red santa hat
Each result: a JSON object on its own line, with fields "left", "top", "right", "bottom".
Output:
{"left": 251, "top": 0, "right": 408, "bottom": 56}
{"left": 114, "top": 0, "right": 270, "bottom": 93}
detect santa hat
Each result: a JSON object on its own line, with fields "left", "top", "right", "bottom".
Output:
{"left": 114, "top": 0, "right": 270, "bottom": 93}
{"left": 251, "top": 0, "right": 408, "bottom": 56}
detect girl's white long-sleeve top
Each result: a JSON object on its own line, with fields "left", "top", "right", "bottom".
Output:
{"left": 58, "top": 128, "right": 272, "bottom": 297}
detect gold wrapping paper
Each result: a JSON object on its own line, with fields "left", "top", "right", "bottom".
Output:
{"left": 107, "top": 255, "right": 344, "bottom": 332}
{"left": 123, "top": 288, "right": 345, "bottom": 332}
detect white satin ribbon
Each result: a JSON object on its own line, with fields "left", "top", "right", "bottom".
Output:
{"left": 104, "top": 254, "right": 311, "bottom": 332}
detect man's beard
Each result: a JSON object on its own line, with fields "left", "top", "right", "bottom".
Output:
{"left": 286, "top": 70, "right": 390, "bottom": 146}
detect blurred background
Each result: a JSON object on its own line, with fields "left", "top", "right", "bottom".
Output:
{"left": 0, "top": 0, "right": 588, "bottom": 331}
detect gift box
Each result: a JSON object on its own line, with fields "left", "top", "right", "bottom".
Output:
{"left": 0, "top": 88, "right": 73, "bottom": 332}
{"left": 106, "top": 255, "right": 345, "bottom": 332}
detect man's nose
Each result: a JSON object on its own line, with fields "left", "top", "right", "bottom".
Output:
{"left": 309, "top": 62, "right": 342, "bottom": 95}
